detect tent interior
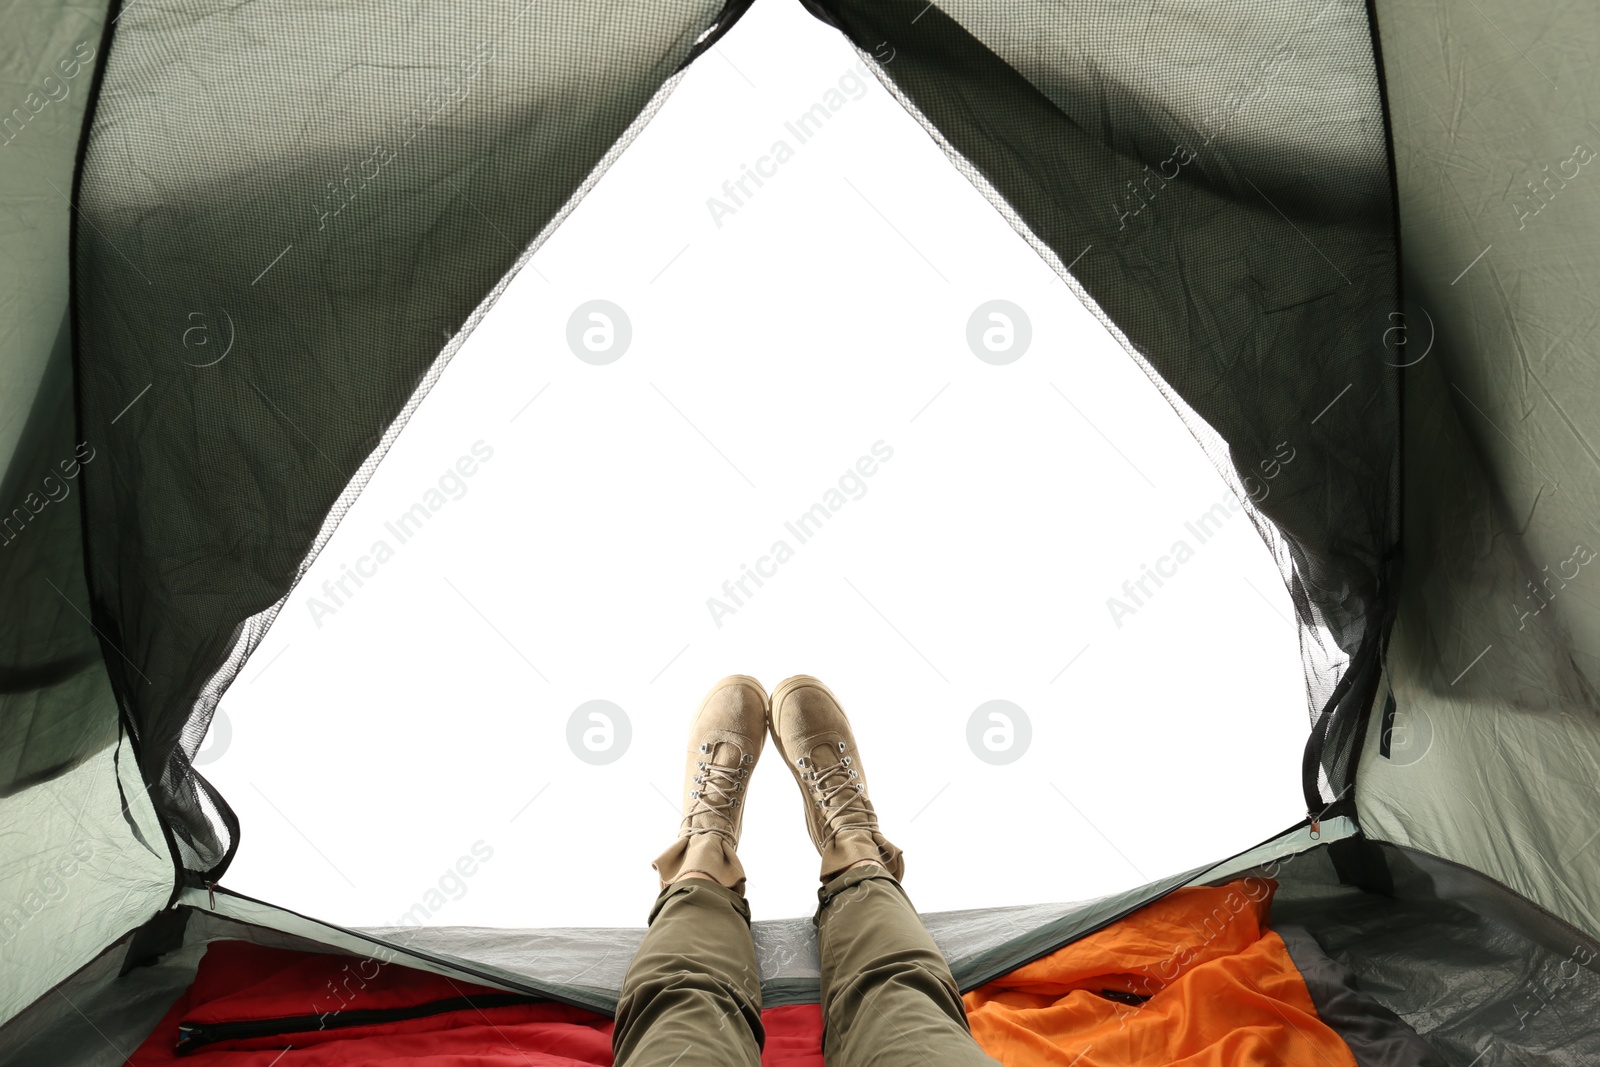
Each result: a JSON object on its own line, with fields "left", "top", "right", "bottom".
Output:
{"left": 3, "top": 0, "right": 1598, "bottom": 1064}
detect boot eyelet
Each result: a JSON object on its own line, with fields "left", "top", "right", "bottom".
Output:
{"left": 741, "top": 753, "right": 754, "bottom": 765}
{"left": 696, "top": 760, "right": 706, "bottom": 769}
{"left": 796, "top": 757, "right": 808, "bottom": 768}
{"left": 841, "top": 756, "right": 851, "bottom": 766}
{"left": 733, "top": 798, "right": 741, "bottom": 807}
{"left": 849, "top": 769, "right": 858, "bottom": 778}
{"left": 690, "top": 790, "right": 700, "bottom": 799}
{"left": 699, "top": 743, "right": 710, "bottom": 754}
{"left": 837, "top": 741, "right": 846, "bottom": 752}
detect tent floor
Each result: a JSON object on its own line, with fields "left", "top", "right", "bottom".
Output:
{"left": 5, "top": 837, "right": 1598, "bottom": 1066}
{"left": 1266, "top": 843, "right": 1600, "bottom": 1065}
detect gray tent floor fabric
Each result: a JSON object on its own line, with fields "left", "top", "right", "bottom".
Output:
{"left": 1274, "top": 924, "right": 1449, "bottom": 1067}
{"left": 362, "top": 894, "right": 1175, "bottom": 1011}
{"left": 1268, "top": 845, "right": 1600, "bottom": 1067}
{"left": 357, "top": 820, "right": 1351, "bottom": 1009}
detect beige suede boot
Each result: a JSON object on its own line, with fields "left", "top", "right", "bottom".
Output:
{"left": 768, "top": 674, "right": 905, "bottom": 883}
{"left": 650, "top": 675, "right": 767, "bottom": 894}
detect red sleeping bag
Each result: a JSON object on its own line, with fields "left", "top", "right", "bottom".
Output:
{"left": 126, "top": 938, "right": 822, "bottom": 1066}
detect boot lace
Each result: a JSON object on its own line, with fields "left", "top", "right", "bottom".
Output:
{"left": 800, "top": 746, "right": 874, "bottom": 850}
{"left": 685, "top": 746, "right": 751, "bottom": 842}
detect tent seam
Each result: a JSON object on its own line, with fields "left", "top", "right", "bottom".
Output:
{"left": 66, "top": 0, "right": 187, "bottom": 911}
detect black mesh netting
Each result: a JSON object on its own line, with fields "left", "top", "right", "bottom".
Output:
{"left": 799, "top": 0, "right": 1402, "bottom": 814}
{"left": 66, "top": 0, "right": 1398, "bottom": 875}
{"left": 69, "top": 0, "right": 749, "bottom": 873}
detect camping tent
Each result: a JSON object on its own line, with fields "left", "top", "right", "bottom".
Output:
{"left": 3, "top": 0, "right": 1597, "bottom": 1062}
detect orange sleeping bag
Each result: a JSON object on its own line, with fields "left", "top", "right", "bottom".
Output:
{"left": 963, "top": 879, "right": 1356, "bottom": 1066}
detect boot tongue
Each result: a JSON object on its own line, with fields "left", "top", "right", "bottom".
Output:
{"left": 807, "top": 739, "right": 843, "bottom": 770}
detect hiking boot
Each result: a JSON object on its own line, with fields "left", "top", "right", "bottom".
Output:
{"left": 650, "top": 675, "right": 767, "bottom": 894}
{"left": 768, "top": 675, "right": 905, "bottom": 883}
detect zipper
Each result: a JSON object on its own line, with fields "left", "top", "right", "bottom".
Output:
{"left": 175, "top": 991, "right": 539, "bottom": 1054}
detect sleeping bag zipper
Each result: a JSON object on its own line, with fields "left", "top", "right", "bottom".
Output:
{"left": 174, "top": 991, "right": 538, "bottom": 1054}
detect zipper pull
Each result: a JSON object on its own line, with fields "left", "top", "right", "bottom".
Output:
{"left": 206, "top": 881, "right": 217, "bottom": 909}
{"left": 1307, "top": 814, "right": 1321, "bottom": 841}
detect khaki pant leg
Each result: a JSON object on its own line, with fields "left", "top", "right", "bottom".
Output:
{"left": 614, "top": 878, "right": 764, "bottom": 1067}
{"left": 813, "top": 864, "right": 1002, "bottom": 1067}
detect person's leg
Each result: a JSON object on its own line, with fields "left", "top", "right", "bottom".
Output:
{"left": 613, "top": 872, "right": 764, "bottom": 1067}
{"left": 768, "top": 675, "right": 1000, "bottom": 1067}
{"left": 612, "top": 676, "right": 770, "bottom": 1067}
{"left": 813, "top": 861, "right": 998, "bottom": 1067}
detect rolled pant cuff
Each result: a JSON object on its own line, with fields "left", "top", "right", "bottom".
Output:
{"left": 813, "top": 861, "right": 899, "bottom": 923}
{"left": 648, "top": 875, "right": 753, "bottom": 926}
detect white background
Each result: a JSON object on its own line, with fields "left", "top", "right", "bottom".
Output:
{"left": 206, "top": 0, "right": 1307, "bottom": 930}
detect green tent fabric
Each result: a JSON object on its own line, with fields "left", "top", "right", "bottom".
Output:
{"left": 2, "top": 0, "right": 1597, "bottom": 1061}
